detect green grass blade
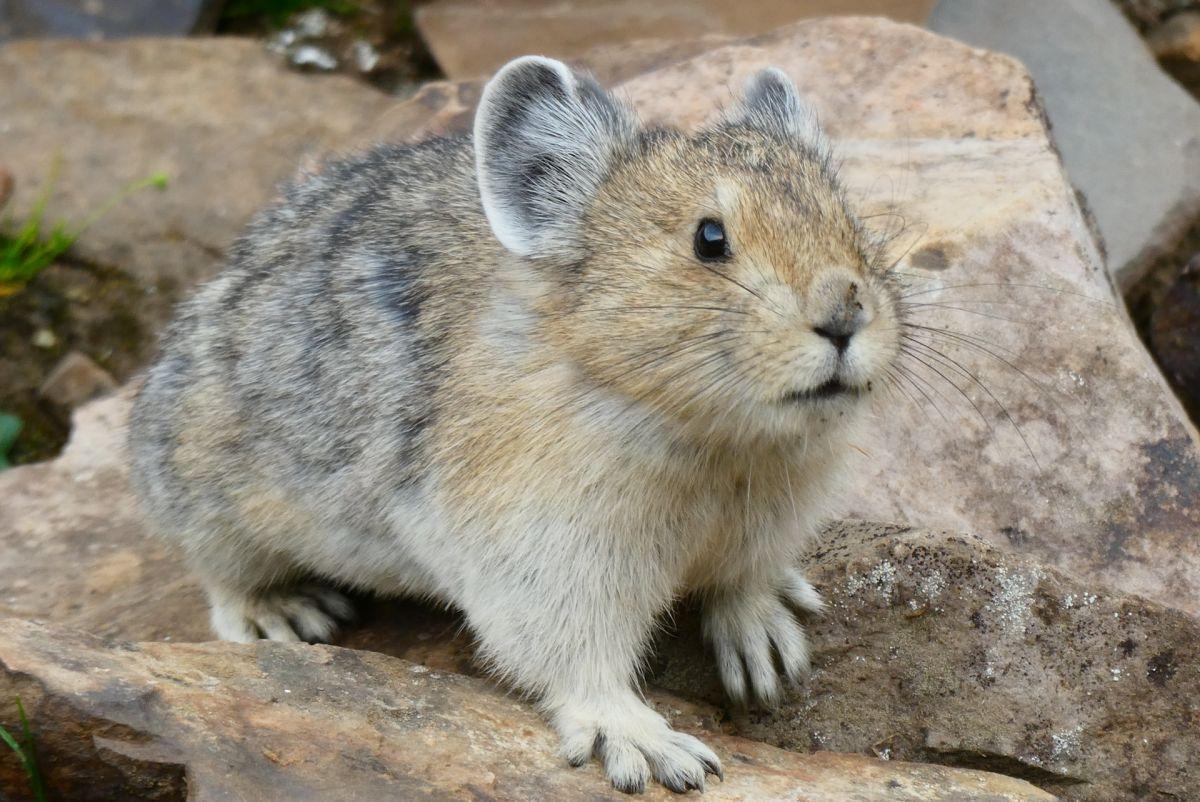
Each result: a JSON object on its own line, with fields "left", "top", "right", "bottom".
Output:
{"left": 0, "top": 699, "right": 46, "bottom": 802}
{"left": 16, "top": 699, "right": 46, "bottom": 802}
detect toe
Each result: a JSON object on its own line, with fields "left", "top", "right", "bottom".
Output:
{"left": 741, "top": 626, "right": 782, "bottom": 707}
{"left": 600, "top": 736, "right": 651, "bottom": 795}
{"left": 644, "top": 739, "right": 707, "bottom": 794}
{"left": 254, "top": 610, "right": 301, "bottom": 642}
{"left": 781, "top": 570, "right": 825, "bottom": 615}
{"left": 769, "top": 605, "right": 811, "bottom": 683}
{"left": 712, "top": 637, "right": 748, "bottom": 704}
{"left": 279, "top": 597, "right": 339, "bottom": 642}
{"left": 306, "top": 587, "right": 356, "bottom": 622}
{"left": 669, "top": 730, "right": 722, "bottom": 781}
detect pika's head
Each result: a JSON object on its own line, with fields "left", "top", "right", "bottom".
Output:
{"left": 475, "top": 56, "right": 900, "bottom": 441}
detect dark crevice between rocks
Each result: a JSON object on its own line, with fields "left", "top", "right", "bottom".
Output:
{"left": 1126, "top": 212, "right": 1200, "bottom": 426}
{"left": 919, "top": 747, "right": 1089, "bottom": 795}
{"left": 0, "top": 256, "right": 177, "bottom": 466}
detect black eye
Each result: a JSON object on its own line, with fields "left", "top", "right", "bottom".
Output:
{"left": 694, "top": 218, "right": 729, "bottom": 261}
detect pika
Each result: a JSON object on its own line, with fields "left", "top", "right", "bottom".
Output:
{"left": 130, "top": 57, "right": 901, "bottom": 793}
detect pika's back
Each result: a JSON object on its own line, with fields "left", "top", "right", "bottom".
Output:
{"left": 129, "top": 137, "right": 494, "bottom": 529}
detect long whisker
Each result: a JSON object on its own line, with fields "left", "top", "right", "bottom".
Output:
{"left": 901, "top": 335, "right": 1040, "bottom": 470}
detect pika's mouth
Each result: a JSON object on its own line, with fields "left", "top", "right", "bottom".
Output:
{"left": 780, "top": 378, "right": 863, "bottom": 404}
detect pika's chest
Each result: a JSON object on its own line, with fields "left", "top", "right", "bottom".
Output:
{"left": 658, "top": 453, "right": 813, "bottom": 587}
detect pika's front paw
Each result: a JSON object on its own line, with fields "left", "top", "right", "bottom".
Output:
{"left": 209, "top": 585, "right": 356, "bottom": 643}
{"left": 704, "top": 569, "right": 822, "bottom": 707}
{"left": 554, "top": 699, "right": 722, "bottom": 794}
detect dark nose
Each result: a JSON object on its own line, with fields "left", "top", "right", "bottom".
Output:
{"left": 813, "top": 321, "right": 856, "bottom": 354}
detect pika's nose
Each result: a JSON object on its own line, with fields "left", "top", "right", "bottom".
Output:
{"left": 810, "top": 276, "right": 871, "bottom": 355}
{"left": 812, "top": 321, "right": 856, "bottom": 354}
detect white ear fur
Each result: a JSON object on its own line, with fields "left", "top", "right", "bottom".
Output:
{"left": 473, "top": 55, "right": 635, "bottom": 258}
{"left": 729, "top": 68, "right": 827, "bottom": 152}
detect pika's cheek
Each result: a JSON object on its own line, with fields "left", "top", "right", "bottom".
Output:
{"left": 844, "top": 321, "right": 900, "bottom": 381}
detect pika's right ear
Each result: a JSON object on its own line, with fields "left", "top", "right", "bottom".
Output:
{"left": 474, "top": 56, "right": 635, "bottom": 258}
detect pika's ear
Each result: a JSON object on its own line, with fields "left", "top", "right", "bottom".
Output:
{"left": 474, "top": 56, "right": 635, "bottom": 257}
{"left": 729, "top": 67, "right": 826, "bottom": 150}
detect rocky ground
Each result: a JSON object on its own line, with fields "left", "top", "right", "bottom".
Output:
{"left": 2, "top": 2, "right": 1200, "bottom": 801}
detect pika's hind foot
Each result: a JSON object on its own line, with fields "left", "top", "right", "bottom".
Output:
{"left": 208, "top": 585, "right": 356, "bottom": 643}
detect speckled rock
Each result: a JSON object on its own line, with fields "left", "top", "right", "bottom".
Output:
{"left": 651, "top": 522, "right": 1200, "bottom": 801}
{"left": 0, "top": 619, "right": 1054, "bottom": 801}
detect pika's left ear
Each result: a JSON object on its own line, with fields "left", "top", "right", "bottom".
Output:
{"left": 728, "top": 68, "right": 826, "bottom": 151}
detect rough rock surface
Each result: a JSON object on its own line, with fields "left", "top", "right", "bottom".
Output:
{"left": 5, "top": 14, "right": 1200, "bottom": 800}
{"left": 652, "top": 522, "right": 1200, "bottom": 801}
{"left": 414, "top": 0, "right": 937, "bottom": 78}
{"left": 355, "top": 16, "right": 1200, "bottom": 615}
{"left": 929, "top": 0, "right": 1200, "bottom": 289}
{"left": 0, "top": 619, "right": 1055, "bottom": 801}
{"left": 0, "top": 39, "right": 391, "bottom": 302}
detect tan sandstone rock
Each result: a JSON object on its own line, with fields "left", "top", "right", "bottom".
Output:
{"left": 414, "top": 0, "right": 938, "bottom": 78}
{"left": 0, "top": 38, "right": 392, "bottom": 303}
{"left": 0, "top": 618, "right": 1054, "bottom": 801}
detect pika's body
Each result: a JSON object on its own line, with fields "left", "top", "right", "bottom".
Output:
{"left": 131, "top": 58, "right": 900, "bottom": 793}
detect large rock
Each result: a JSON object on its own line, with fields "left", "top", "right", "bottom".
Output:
{"left": 5, "top": 14, "right": 1200, "bottom": 799}
{"left": 929, "top": 0, "right": 1200, "bottom": 290}
{"left": 652, "top": 522, "right": 1200, "bottom": 801}
{"left": 0, "top": 39, "right": 392, "bottom": 301}
{"left": 0, "top": 618, "right": 1054, "bottom": 801}
{"left": 414, "top": 0, "right": 938, "bottom": 78}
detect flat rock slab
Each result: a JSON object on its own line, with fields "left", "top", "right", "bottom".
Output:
{"left": 652, "top": 522, "right": 1200, "bottom": 801}
{"left": 0, "top": 38, "right": 392, "bottom": 304}
{"left": 0, "top": 619, "right": 1053, "bottom": 801}
{"left": 929, "top": 0, "right": 1200, "bottom": 289}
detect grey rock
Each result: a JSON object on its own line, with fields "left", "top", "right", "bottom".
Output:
{"left": 0, "top": 0, "right": 223, "bottom": 41}
{"left": 929, "top": 0, "right": 1200, "bottom": 289}
{"left": 652, "top": 522, "right": 1200, "bottom": 801}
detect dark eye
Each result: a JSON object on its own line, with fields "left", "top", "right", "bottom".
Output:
{"left": 694, "top": 218, "right": 729, "bottom": 261}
